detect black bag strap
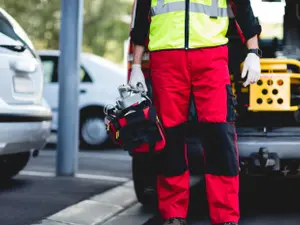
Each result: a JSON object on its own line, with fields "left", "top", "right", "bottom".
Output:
{"left": 112, "top": 120, "right": 121, "bottom": 130}
{"left": 125, "top": 109, "right": 147, "bottom": 125}
{"left": 118, "top": 100, "right": 150, "bottom": 117}
{"left": 148, "top": 135, "right": 156, "bottom": 154}
{"left": 111, "top": 100, "right": 154, "bottom": 130}
{"left": 110, "top": 107, "right": 146, "bottom": 132}
{"left": 148, "top": 105, "right": 157, "bottom": 123}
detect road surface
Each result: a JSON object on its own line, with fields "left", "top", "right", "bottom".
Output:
{"left": 24, "top": 148, "right": 132, "bottom": 179}
{"left": 0, "top": 148, "right": 132, "bottom": 225}
{"left": 1, "top": 148, "right": 300, "bottom": 225}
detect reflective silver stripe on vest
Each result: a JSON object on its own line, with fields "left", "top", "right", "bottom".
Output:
{"left": 151, "top": 0, "right": 230, "bottom": 18}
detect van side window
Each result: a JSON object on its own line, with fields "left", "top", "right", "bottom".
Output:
{"left": 40, "top": 56, "right": 58, "bottom": 83}
{"left": 40, "top": 55, "right": 92, "bottom": 83}
{"left": 80, "top": 66, "right": 92, "bottom": 83}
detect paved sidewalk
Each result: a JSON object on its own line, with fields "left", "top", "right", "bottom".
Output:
{"left": 34, "top": 180, "right": 137, "bottom": 225}
{"left": 100, "top": 176, "right": 203, "bottom": 225}
{"left": 0, "top": 170, "right": 203, "bottom": 225}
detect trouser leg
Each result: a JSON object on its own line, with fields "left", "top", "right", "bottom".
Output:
{"left": 190, "top": 46, "right": 240, "bottom": 224}
{"left": 150, "top": 50, "right": 191, "bottom": 219}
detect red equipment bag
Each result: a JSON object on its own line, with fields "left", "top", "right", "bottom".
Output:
{"left": 106, "top": 101, "right": 166, "bottom": 156}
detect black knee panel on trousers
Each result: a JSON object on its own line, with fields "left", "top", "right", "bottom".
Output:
{"left": 157, "top": 123, "right": 188, "bottom": 177}
{"left": 199, "top": 123, "right": 239, "bottom": 176}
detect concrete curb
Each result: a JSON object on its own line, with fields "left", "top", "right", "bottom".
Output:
{"left": 99, "top": 203, "right": 154, "bottom": 225}
{"left": 98, "top": 175, "right": 202, "bottom": 225}
{"left": 31, "top": 176, "right": 203, "bottom": 225}
{"left": 32, "top": 181, "right": 137, "bottom": 225}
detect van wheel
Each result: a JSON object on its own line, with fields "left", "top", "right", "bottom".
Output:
{"left": 80, "top": 111, "right": 108, "bottom": 149}
{"left": 0, "top": 152, "right": 30, "bottom": 179}
{"left": 132, "top": 155, "right": 158, "bottom": 208}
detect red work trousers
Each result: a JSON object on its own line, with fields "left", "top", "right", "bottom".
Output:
{"left": 149, "top": 45, "right": 240, "bottom": 224}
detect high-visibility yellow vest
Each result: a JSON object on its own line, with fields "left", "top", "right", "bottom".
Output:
{"left": 149, "top": 0, "right": 232, "bottom": 51}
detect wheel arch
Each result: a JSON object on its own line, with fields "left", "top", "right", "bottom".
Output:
{"left": 80, "top": 104, "right": 105, "bottom": 119}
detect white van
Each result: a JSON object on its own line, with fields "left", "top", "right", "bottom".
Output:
{"left": 38, "top": 50, "right": 127, "bottom": 149}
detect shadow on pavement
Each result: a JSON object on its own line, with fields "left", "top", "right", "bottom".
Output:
{"left": 0, "top": 177, "right": 31, "bottom": 191}
{"left": 144, "top": 176, "right": 300, "bottom": 225}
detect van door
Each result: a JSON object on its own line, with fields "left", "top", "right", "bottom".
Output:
{"left": 40, "top": 55, "right": 59, "bottom": 130}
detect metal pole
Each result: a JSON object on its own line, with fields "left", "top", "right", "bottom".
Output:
{"left": 56, "top": 0, "right": 84, "bottom": 176}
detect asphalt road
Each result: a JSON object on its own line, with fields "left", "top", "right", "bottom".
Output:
{"left": 2, "top": 146, "right": 300, "bottom": 225}
{"left": 0, "top": 175, "right": 119, "bottom": 225}
{"left": 0, "top": 147, "right": 132, "bottom": 225}
{"left": 144, "top": 176, "right": 300, "bottom": 225}
{"left": 25, "top": 147, "right": 132, "bottom": 179}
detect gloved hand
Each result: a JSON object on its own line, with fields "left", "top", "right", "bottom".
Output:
{"left": 128, "top": 64, "right": 148, "bottom": 93}
{"left": 241, "top": 53, "right": 261, "bottom": 87}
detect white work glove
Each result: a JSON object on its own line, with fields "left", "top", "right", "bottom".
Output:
{"left": 241, "top": 53, "right": 261, "bottom": 87}
{"left": 128, "top": 64, "right": 148, "bottom": 93}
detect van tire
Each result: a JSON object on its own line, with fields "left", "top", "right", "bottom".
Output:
{"left": 132, "top": 155, "right": 158, "bottom": 209}
{"left": 80, "top": 108, "right": 109, "bottom": 150}
{"left": 0, "top": 152, "right": 30, "bottom": 179}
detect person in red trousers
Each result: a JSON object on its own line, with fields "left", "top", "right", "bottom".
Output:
{"left": 129, "top": 0, "right": 262, "bottom": 225}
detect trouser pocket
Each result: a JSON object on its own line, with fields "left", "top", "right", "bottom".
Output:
{"left": 226, "top": 84, "right": 238, "bottom": 122}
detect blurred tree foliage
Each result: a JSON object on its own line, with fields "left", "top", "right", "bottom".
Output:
{"left": 0, "top": 0, "right": 132, "bottom": 64}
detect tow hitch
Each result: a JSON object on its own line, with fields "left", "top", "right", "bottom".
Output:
{"left": 248, "top": 147, "right": 280, "bottom": 173}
